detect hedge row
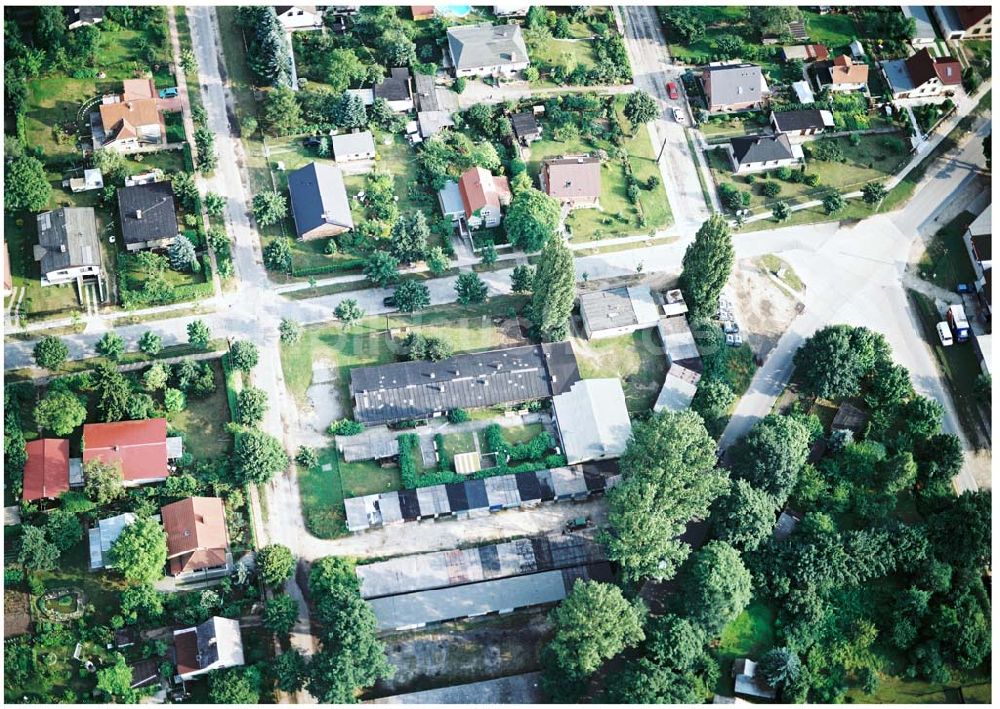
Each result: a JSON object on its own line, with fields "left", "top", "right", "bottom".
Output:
{"left": 291, "top": 258, "right": 366, "bottom": 278}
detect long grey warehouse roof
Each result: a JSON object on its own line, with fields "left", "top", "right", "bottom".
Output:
{"left": 368, "top": 563, "right": 612, "bottom": 630}
{"left": 357, "top": 533, "right": 606, "bottom": 598}
{"left": 370, "top": 672, "right": 543, "bottom": 704}
{"left": 350, "top": 342, "right": 579, "bottom": 425}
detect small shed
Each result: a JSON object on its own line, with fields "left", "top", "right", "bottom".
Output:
{"left": 454, "top": 451, "right": 483, "bottom": 475}
{"left": 831, "top": 402, "right": 869, "bottom": 434}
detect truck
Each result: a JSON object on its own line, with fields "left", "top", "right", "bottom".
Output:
{"left": 946, "top": 304, "right": 970, "bottom": 342}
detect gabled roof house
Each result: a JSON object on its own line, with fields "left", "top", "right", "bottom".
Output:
{"left": 34, "top": 207, "right": 105, "bottom": 298}
{"left": 374, "top": 67, "right": 414, "bottom": 112}
{"left": 882, "top": 48, "right": 962, "bottom": 100}
{"left": 447, "top": 23, "right": 530, "bottom": 78}
{"left": 173, "top": 617, "right": 245, "bottom": 681}
{"left": 22, "top": 438, "right": 71, "bottom": 502}
{"left": 818, "top": 55, "right": 869, "bottom": 92}
{"left": 458, "top": 167, "right": 511, "bottom": 229}
{"left": 161, "top": 497, "right": 231, "bottom": 577}
{"left": 82, "top": 418, "right": 173, "bottom": 486}
{"left": 93, "top": 80, "right": 163, "bottom": 152}
{"left": 287, "top": 162, "right": 354, "bottom": 240}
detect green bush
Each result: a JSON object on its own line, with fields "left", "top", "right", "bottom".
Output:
{"left": 328, "top": 419, "right": 364, "bottom": 436}
{"left": 447, "top": 408, "right": 470, "bottom": 424}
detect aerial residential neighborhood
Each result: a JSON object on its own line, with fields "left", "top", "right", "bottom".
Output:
{"left": 1, "top": 3, "right": 992, "bottom": 705}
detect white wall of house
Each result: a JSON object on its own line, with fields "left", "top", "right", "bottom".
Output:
{"left": 454, "top": 60, "right": 530, "bottom": 78}
{"left": 732, "top": 156, "right": 802, "bottom": 175}
{"left": 41, "top": 265, "right": 102, "bottom": 287}
{"left": 277, "top": 7, "right": 324, "bottom": 30}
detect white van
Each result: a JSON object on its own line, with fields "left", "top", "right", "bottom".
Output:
{"left": 936, "top": 321, "right": 954, "bottom": 347}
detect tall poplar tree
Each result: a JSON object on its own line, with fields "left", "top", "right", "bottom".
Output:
{"left": 678, "top": 214, "right": 734, "bottom": 319}
{"left": 529, "top": 236, "right": 576, "bottom": 341}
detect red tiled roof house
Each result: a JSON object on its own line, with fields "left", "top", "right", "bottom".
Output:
{"left": 82, "top": 418, "right": 172, "bottom": 486}
{"left": 22, "top": 438, "right": 70, "bottom": 502}
{"left": 161, "top": 497, "right": 232, "bottom": 577}
{"left": 458, "top": 167, "right": 511, "bottom": 229}
{"left": 883, "top": 48, "right": 962, "bottom": 101}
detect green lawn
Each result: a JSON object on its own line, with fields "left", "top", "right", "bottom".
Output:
{"left": 299, "top": 448, "right": 402, "bottom": 539}
{"left": 714, "top": 600, "right": 777, "bottom": 695}
{"left": 802, "top": 10, "right": 859, "bottom": 52}
{"left": 700, "top": 112, "right": 770, "bottom": 141}
{"left": 572, "top": 328, "right": 667, "bottom": 413}
{"left": 168, "top": 359, "right": 233, "bottom": 460}
{"left": 908, "top": 290, "right": 989, "bottom": 449}
{"left": 665, "top": 7, "right": 750, "bottom": 62}
{"left": 280, "top": 296, "right": 530, "bottom": 406}
{"left": 917, "top": 211, "right": 979, "bottom": 289}
{"left": 709, "top": 132, "right": 909, "bottom": 213}
{"left": 441, "top": 430, "right": 477, "bottom": 458}
{"left": 164, "top": 111, "right": 186, "bottom": 143}
{"left": 847, "top": 668, "right": 990, "bottom": 704}
{"left": 756, "top": 254, "right": 805, "bottom": 292}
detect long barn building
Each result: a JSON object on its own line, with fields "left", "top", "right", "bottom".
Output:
{"left": 343, "top": 466, "right": 620, "bottom": 533}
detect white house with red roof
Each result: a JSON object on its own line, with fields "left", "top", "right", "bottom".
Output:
{"left": 881, "top": 48, "right": 963, "bottom": 102}
{"left": 437, "top": 166, "right": 512, "bottom": 230}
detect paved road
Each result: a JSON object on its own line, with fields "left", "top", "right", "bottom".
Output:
{"left": 719, "top": 115, "right": 990, "bottom": 494}
{"left": 620, "top": 5, "right": 715, "bottom": 229}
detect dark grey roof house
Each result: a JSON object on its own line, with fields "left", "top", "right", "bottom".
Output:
{"left": 287, "top": 162, "right": 354, "bottom": 240}
{"left": 34, "top": 207, "right": 105, "bottom": 298}
{"left": 116, "top": 181, "right": 179, "bottom": 252}
{"left": 770, "top": 109, "right": 835, "bottom": 136}
{"left": 374, "top": 68, "right": 413, "bottom": 111}
{"left": 510, "top": 111, "right": 541, "bottom": 144}
{"left": 350, "top": 342, "right": 580, "bottom": 425}
{"left": 729, "top": 133, "right": 803, "bottom": 174}
{"left": 447, "top": 23, "right": 530, "bottom": 77}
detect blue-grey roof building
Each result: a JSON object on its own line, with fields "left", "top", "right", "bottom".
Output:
{"left": 286, "top": 162, "right": 354, "bottom": 241}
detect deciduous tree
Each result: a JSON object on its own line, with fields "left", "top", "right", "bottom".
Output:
{"left": 187, "top": 320, "right": 211, "bottom": 349}
{"left": 234, "top": 429, "right": 289, "bottom": 485}
{"left": 236, "top": 387, "right": 269, "bottom": 426}
{"left": 623, "top": 90, "right": 660, "bottom": 129}
{"left": 334, "top": 298, "right": 365, "bottom": 325}
{"left": 229, "top": 340, "right": 259, "bottom": 372}
{"left": 602, "top": 411, "right": 727, "bottom": 583}
{"left": 257, "top": 543, "right": 295, "bottom": 586}
{"left": 713, "top": 478, "right": 777, "bottom": 551}
{"left": 455, "top": 271, "right": 488, "bottom": 305}
{"left": 393, "top": 279, "right": 431, "bottom": 313}
{"left": 730, "top": 414, "right": 809, "bottom": 504}
{"left": 97, "top": 332, "right": 126, "bottom": 361}
{"left": 109, "top": 516, "right": 168, "bottom": 585}
{"left": 681, "top": 540, "right": 752, "bottom": 637}
{"left": 84, "top": 459, "right": 125, "bottom": 506}
{"left": 4, "top": 156, "right": 51, "bottom": 213}
{"left": 505, "top": 187, "right": 561, "bottom": 252}
{"left": 364, "top": 251, "right": 400, "bottom": 288}
{"left": 252, "top": 191, "right": 288, "bottom": 226}
{"left": 93, "top": 361, "right": 132, "bottom": 422}
{"left": 33, "top": 336, "right": 68, "bottom": 370}
{"left": 34, "top": 390, "right": 86, "bottom": 436}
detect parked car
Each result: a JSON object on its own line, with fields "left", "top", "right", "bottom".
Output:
{"left": 158, "top": 87, "right": 179, "bottom": 99}
{"left": 956, "top": 283, "right": 974, "bottom": 294}
{"left": 722, "top": 321, "right": 740, "bottom": 335}
{"left": 666, "top": 81, "right": 679, "bottom": 100}
{"left": 726, "top": 333, "right": 743, "bottom": 347}
{"left": 937, "top": 320, "right": 954, "bottom": 347}
{"left": 382, "top": 295, "right": 397, "bottom": 308}
{"left": 302, "top": 136, "right": 323, "bottom": 149}
{"left": 564, "top": 516, "right": 591, "bottom": 533}
{"left": 673, "top": 107, "right": 686, "bottom": 123}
